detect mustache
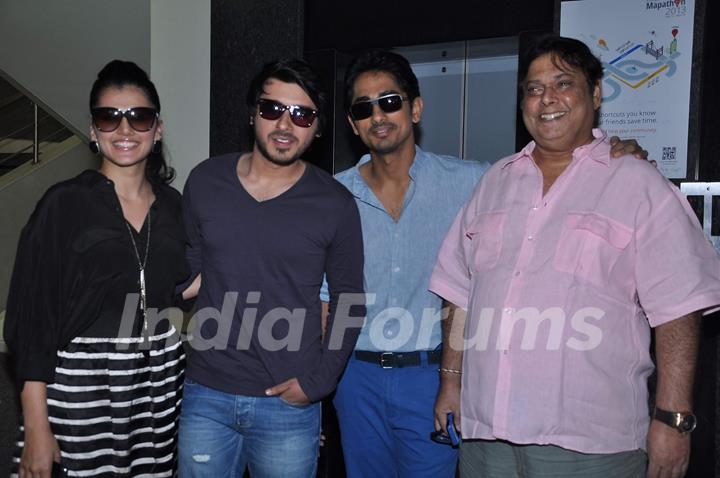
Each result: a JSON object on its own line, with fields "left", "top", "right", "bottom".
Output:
{"left": 369, "top": 122, "right": 395, "bottom": 134}
{"left": 269, "top": 131, "right": 299, "bottom": 142}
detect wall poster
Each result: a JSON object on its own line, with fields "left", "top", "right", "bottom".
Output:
{"left": 561, "top": 0, "right": 695, "bottom": 178}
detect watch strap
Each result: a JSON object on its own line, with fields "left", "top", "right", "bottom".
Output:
{"left": 653, "top": 407, "right": 697, "bottom": 434}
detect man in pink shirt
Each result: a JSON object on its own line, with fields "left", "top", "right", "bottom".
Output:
{"left": 429, "top": 35, "right": 720, "bottom": 478}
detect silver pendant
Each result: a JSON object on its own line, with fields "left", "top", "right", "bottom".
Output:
{"left": 139, "top": 268, "right": 146, "bottom": 314}
{"left": 139, "top": 268, "right": 148, "bottom": 339}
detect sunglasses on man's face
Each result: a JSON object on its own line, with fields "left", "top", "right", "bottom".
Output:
{"left": 349, "top": 93, "right": 408, "bottom": 121}
{"left": 91, "top": 107, "right": 159, "bottom": 133}
{"left": 256, "top": 98, "right": 318, "bottom": 128}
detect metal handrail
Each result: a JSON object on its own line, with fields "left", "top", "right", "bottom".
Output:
{"left": 0, "top": 67, "right": 85, "bottom": 174}
{"left": 0, "top": 106, "right": 54, "bottom": 141}
{"left": 0, "top": 98, "right": 72, "bottom": 171}
{"left": 0, "top": 67, "right": 86, "bottom": 141}
{"left": 0, "top": 123, "right": 72, "bottom": 168}
{"left": 0, "top": 117, "right": 44, "bottom": 144}
{"left": 33, "top": 103, "right": 38, "bottom": 164}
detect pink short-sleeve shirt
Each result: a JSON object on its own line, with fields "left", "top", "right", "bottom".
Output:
{"left": 429, "top": 130, "right": 720, "bottom": 453}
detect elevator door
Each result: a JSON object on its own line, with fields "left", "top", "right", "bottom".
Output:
{"left": 394, "top": 37, "right": 519, "bottom": 164}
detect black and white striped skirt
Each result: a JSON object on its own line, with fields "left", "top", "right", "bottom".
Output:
{"left": 12, "top": 327, "right": 185, "bottom": 477}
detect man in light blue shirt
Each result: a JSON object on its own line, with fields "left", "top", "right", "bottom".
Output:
{"left": 322, "top": 49, "right": 645, "bottom": 478}
{"left": 318, "top": 49, "right": 487, "bottom": 478}
{"left": 334, "top": 146, "right": 486, "bottom": 354}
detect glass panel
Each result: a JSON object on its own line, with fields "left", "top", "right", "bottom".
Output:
{"left": 394, "top": 42, "right": 465, "bottom": 158}
{"left": 464, "top": 37, "right": 519, "bottom": 163}
{"left": 393, "top": 37, "right": 520, "bottom": 162}
{"left": 464, "top": 54, "right": 518, "bottom": 163}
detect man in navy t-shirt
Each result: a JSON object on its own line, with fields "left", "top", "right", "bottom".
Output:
{"left": 177, "top": 59, "right": 365, "bottom": 478}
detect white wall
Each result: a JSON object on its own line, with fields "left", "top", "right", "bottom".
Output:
{"left": 151, "top": 0, "right": 211, "bottom": 189}
{"left": 0, "top": 0, "right": 151, "bottom": 135}
{"left": 0, "top": 0, "right": 211, "bottom": 189}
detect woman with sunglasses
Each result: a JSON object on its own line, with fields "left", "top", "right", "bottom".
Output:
{"left": 5, "top": 60, "right": 195, "bottom": 477}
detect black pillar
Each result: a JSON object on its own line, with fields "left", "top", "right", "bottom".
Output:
{"left": 210, "top": 0, "right": 304, "bottom": 156}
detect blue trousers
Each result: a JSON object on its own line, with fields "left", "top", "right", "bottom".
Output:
{"left": 334, "top": 357, "right": 457, "bottom": 478}
{"left": 177, "top": 379, "right": 320, "bottom": 478}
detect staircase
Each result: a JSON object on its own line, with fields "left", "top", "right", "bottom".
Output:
{"left": 0, "top": 76, "right": 74, "bottom": 176}
{"left": 0, "top": 69, "right": 97, "bottom": 327}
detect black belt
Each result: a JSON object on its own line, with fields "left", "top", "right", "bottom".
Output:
{"left": 354, "top": 350, "right": 442, "bottom": 369}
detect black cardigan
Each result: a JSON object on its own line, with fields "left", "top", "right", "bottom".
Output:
{"left": 4, "top": 170, "right": 189, "bottom": 390}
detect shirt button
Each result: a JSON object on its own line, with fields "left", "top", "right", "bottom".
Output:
{"left": 504, "top": 308, "right": 512, "bottom": 314}
{"left": 394, "top": 232, "right": 399, "bottom": 239}
{"left": 393, "top": 266, "right": 400, "bottom": 273}
{"left": 527, "top": 235, "right": 534, "bottom": 241}
{"left": 531, "top": 206, "right": 538, "bottom": 211}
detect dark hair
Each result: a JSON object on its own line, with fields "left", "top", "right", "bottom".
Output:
{"left": 89, "top": 60, "right": 174, "bottom": 184}
{"left": 519, "top": 35, "right": 603, "bottom": 95}
{"left": 344, "top": 50, "right": 421, "bottom": 112}
{"left": 246, "top": 58, "right": 327, "bottom": 133}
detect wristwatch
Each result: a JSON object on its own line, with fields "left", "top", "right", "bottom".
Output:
{"left": 653, "top": 407, "right": 697, "bottom": 434}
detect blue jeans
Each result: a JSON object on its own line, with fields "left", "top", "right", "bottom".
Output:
{"left": 334, "top": 357, "right": 458, "bottom": 478}
{"left": 177, "top": 379, "right": 320, "bottom": 478}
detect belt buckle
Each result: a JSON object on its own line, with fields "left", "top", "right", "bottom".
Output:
{"left": 380, "top": 352, "right": 393, "bottom": 369}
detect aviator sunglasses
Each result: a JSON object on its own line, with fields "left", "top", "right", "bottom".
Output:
{"left": 256, "top": 98, "right": 318, "bottom": 128}
{"left": 91, "top": 107, "right": 159, "bottom": 132}
{"left": 349, "top": 93, "right": 407, "bottom": 121}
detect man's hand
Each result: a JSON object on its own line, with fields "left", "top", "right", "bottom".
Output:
{"left": 609, "top": 136, "right": 652, "bottom": 163}
{"left": 649, "top": 312, "right": 699, "bottom": 477}
{"left": 181, "top": 274, "right": 202, "bottom": 300}
{"left": 434, "top": 375, "right": 461, "bottom": 435}
{"left": 646, "top": 419, "right": 691, "bottom": 478}
{"left": 435, "top": 300, "right": 466, "bottom": 436}
{"left": 265, "top": 377, "right": 310, "bottom": 406}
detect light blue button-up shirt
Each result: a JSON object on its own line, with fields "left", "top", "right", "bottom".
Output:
{"left": 322, "top": 146, "right": 489, "bottom": 352}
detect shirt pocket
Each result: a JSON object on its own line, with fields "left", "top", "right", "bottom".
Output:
{"left": 71, "top": 226, "right": 123, "bottom": 253}
{"left": 553, "top": 212, "right": 632, "bottom": 288}
{"left": 465, "top": 212, "right": 505, "bottom": 273}
{"left": 154, "top": 229, "right": 188, "bottom": 258}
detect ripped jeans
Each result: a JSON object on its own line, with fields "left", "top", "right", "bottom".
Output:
{"left": 177, "top": 378, "right": 320, "bottom": 478}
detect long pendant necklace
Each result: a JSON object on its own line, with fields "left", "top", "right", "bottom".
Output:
{"left": 125, "top": 215, "right": 151, "bottom": 340}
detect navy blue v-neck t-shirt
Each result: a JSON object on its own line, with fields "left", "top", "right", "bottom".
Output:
{"left": 180, "top": 153, "right": 365, "bottom": 402}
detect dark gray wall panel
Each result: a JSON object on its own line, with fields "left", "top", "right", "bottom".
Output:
{"left": 305, "top": 0, "right": 555, "bottom": 52}
{"left": 210, "top": 0, "right": 304, "bottom": 156}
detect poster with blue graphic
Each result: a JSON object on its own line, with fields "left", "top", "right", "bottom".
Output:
{"left": 561, "top": 0, "right": 695, "bottom": 178}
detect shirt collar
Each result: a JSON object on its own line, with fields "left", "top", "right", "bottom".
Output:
{"left": 346, "top": 144, "right": 425, "bottom": 197}
{"left": 501, "top": 128, "right": 610, "bottom": 169}
{"left": 84, "top": 169, "right": 165, "bottom": 212}
{"left": 80, "top": 169, "right": 111, "bottom": 189}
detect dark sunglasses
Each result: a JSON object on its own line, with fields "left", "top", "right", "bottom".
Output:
{"left": 256, "top": 98, "right": 318, "bottom": 128}
{"left": 91, "top": 107, "right": 159, "bottom": 132}
{"left": 349, "top": 93, "right": 407, "bottom": 121}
